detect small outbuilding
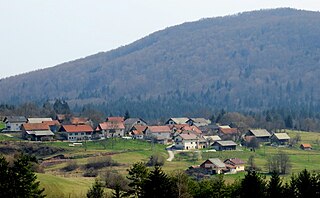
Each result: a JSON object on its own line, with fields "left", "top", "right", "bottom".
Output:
{"left": 212, "top": 140, "right": 237, "bottom": 151}
{"left": 300, "top": 143, "right": 312, "bottom": 150}
{"left": 200, "top": 158, "right": 226, "bottom": 174}
{"left": 270, "top": 133, "right": 290, "bottom": 145}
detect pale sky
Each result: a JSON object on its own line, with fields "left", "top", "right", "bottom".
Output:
{"left": 1, "top": 0, "right": 320, "bottom": 78}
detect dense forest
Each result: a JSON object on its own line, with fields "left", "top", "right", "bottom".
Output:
{"left": 0, "top": 8, "right": 320, "bottom": 119}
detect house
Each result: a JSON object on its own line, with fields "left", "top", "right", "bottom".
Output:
{"left": 218, "top": 128, "right": 238, "bottom": 141}
{"left": 124, "top": 118, "right": 147, "bottom": 133}
{"left": 106, "top": 117, "right": 125, "bottom": 123}
{"left": 22, "top": 123, "right": 54, "bottom": 141}
{"left": 246, "top": 129, "right": 271, "bottom": 142}
{"left": 212, "top": 140, "right": 237, "bottom": 151}
{"left": 59, "top": 125, "right": 94, "bottom": 141}
{"left": 186, "top": 118, "right": 211, "bottom": 127}
{"left": 224, "top": 158, "right": 245, "bottom": 172}
{"left": 130, "top": 125, "right": 148, "bottom": 139}
{"left": 145, "top": 126, "right": 171, "bottom": 142}
{"left": 3, "top": 116, "right": 27, "bottom": 132}
{"left": 71, "top": 117, "right": 92, "bottom": 126}
{"left": 165, "top": 117, "right": 189, "bottom": 125}
{"left": 174, "top": 133, "right": 199, "bottom": 150}
{"left": 300, "top": 143, "right": 312, "bottom": 150}
{"left": 203, "top": 135, "right": 221, "bottom": 146}
{"left": 270, "top": 133, "right": 290, "bottom": 145}
{"left": 198, "top": 124, "right": 220, "bottom": 134}
{"left": 200, "top": 158, "right": 226, "bottom": 174}
{"left": 96, "top": 122, "right": 125, "bottom": 138}
{"left": 27, "top": 118, "right": 53, "bottom": 123}
{"left": 42, "top": 120, "right": 61, "bottom": 132}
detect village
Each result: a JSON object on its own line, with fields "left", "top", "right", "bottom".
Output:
{"left": 1, "top": 115, "right": 313, "bottom": 177}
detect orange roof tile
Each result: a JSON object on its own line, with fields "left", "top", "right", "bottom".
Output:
{"left": 219, "top": 128, "right": 238, "bottom": 135}
{"left": 148, "top": 126, "right": 171, "bottom": 133}
{"left": 42, "top": 120, "right": 60, "bottom": 126}
{"left": 99, "top": 122, "right": 125, "bottom": 130}
{"left": 23, "top": 123, "right": 50, "bottom": 131}
{"left": 301, "top": 143, "right": 312, "bottom": 148}
{"left": 61, "top": 125, "right": 93, "bottom": 133}
{"left": 132, "top": 125, "right": 148, "bottom": 133}
{"left": 71, "top": 117, "right": 90, "bottom": 125}
{"left": 106, "top": 117, "right": 124, "bottom": 122}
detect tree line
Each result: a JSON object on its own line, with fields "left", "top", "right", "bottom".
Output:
{"left": 87, "top": 161, "right": 320, "bottom": 198}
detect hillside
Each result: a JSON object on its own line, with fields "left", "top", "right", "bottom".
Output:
{"left": 1, "top": 8, "right": 320, "bottom": 117}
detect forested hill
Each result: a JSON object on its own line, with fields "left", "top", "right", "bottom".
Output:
{"left": 1, "top": 8, "right": 320, "bottom": 118}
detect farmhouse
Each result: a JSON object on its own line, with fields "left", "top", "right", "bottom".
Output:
{"left": 71, "top": 117, "right": 92, "bottom": 126}
{"left": 145, "top": 126, "right": 171, "bottom": 144}
{"left": 270, "top": 133, "right": 290, "bottom": 145}
{"left": 212, "top": 140, "right": 237, "bottom": 151}
{"left": 124, "top": 118, "right": 147, "bottom": 133}
{"left": 22, "top": 123, "right": 54, "bottom": 141}
{"left": 203, "top": 135, "right": 221, "bottom": 145}
{"left": 246, "top": 129, "right": 271, "bottom": 142}
{"left": 200, "top": 158, "right": 226, "bottom": 174}
{"left": 174, "top": 133, "right": 199, "bottom": 150}
{"left": 3, "top": 116, "right": 27, "bottom": 132}
{"left": 224, "top": 158, "right": 245, "bottom": 172}
{"left": 186, "top": 118, "right": 211, "bottom": 127}
{"left": 60, "top": 125, "right": 94, "bottom": 141}
{"left": 218, "top": 127, "right": 238, "bottom": 141}
{"left": 96, "top": 122, "right": 125, "bottom": 138}
{"left": 165, "top": 117, "right": 189, "bottom": 125}
{"left": 106, "top": 117, "right": 125, "bottom": 123}
{"left": 130, "top": 125, "right": 148, "bottom": 139}
{"left": 27, "top": 118, "right": 53, "bottom": 123}
{"left": 42, "top": 120, "right": 61, "bottom": 132}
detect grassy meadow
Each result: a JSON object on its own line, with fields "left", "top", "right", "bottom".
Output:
{"left": 1, "top": 130, "right": 319, "bottom": 197}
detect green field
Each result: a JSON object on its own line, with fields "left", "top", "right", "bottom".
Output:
{"left": 7, "top": 130, "right": 320, "bottom": 197}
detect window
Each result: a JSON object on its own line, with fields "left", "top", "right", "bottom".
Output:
{"left": 81, "top": 133, "right": 84, "bottom": 135}
{"left": 75, "top": 133, "right": 78, "bottom": 135}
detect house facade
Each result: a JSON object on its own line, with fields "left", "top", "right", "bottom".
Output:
{"left": 22, "top": 123, "right": 54, "bottom": 141}
{"left": 96, "top": 122, "right": 125, "bottom": 138}
{"left": 174, "top": 133, "right": 199, "bottom": 150}
{"left": 3, "top": 116, "right": 27, "bottom": 132}
{"left": 145, "top": 126, "right": 171, "bottom": 143}
{"left": 212, "top": 140, "right": 237, "bottom": 151}
{"left": 270, "top": 133, "right": 290, "bottom": 145}
{"left": 60, "top": 125, "right": 94, "bottom": 141}
{"left": 246, "top": 129, "right": 271, "bottom": 142}
{"left": 200, "top": 158, "right": 226, "bottom": 174}
{"left": 224, "top": 158, "right": 245, "bottom": 172}
{"left": 124, "top": 118, "right": 147, "bottom": 133}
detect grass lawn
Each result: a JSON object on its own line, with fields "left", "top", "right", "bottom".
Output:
{"left": 37, "top": 173, "right": 94, "bottom": 198}
{"left": 32, "top": 130, "right": 320, "bottom": 196}
{"left": 0, "top": 122, "right": 5, "bottom": 130}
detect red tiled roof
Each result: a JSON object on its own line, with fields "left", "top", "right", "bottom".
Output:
{"left": 42, "top": 120, "right": 60, "bottom": 126}
{"left": 61, "top": 125, "right": 93, "bottom": 133}
{"left": 224, "top": 158, "right": 245, "bottom": 165}
{"left": 23, "top": 123, "right": 50, "bottom": 131}
{"left": 131, "top": 130, "right": 143, "bottom": 135}
{"left": 98, "top": 122, "right": 125, "bottom": 130}
{"left": 71, "top": 117, "right": 90, "bottom": 125}
{"left": 168, "top": 124, "right": 189, "bottom": 130}
{"left": 132, "top": 125, "right": 148, "bottom": 133}
{"left": 148, "top": 126, "right": 171, "bottom": 133}
{"left": 179, "top": 133, "right": 198, "bottom": 140}
{"left": 106, "top": 117, "right": 124, "bottom": 122}
{"left": 219, "top": 128, "right": 238, "bottom": 135}
{"left": 301, "top": 143, "right": 312, "bottom": 148}
{"left": 182, "top": 125, "right": 202, "bottom": 134}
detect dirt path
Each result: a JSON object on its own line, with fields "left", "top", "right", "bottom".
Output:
{"left": 167, "top": 149, "right": 174, "bottom": 161}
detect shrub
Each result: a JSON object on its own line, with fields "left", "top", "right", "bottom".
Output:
{"left": 86, "top": 156, "right": 118, "bottom": 169}
{"left": 83, "top": 167, "right": 98, "bottom": 177}
{"left": 62, "top": 160, "right": 78, "bottom": 172}
{"left": 146, "top": 153, "right": 165, "bottom": 166}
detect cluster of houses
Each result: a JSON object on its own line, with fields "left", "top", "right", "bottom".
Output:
{"left": 1, "top": 116, "right": 312, "bottom": 150}
{"left": 188, "top": 158, "right": 245, "bottom": 176}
